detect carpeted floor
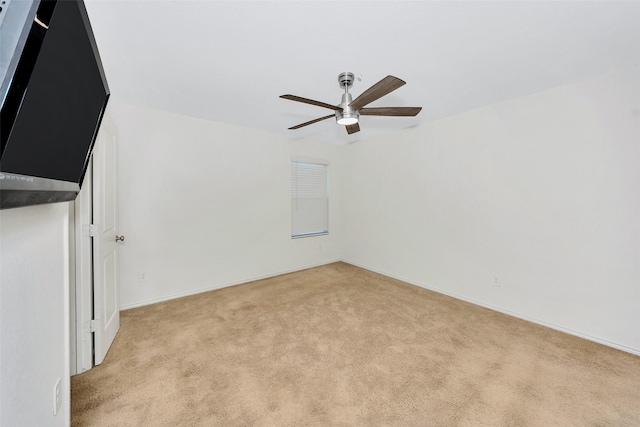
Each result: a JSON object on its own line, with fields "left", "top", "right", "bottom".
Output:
{"left": 71, "top": 262, "right": 640, "bottom": 426}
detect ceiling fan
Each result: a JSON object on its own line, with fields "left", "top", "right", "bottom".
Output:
{"left": 280, "top": 72, "right": 422, "bottom": 135}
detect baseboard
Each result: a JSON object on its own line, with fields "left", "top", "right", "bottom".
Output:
{"left": 119, "top": 259, "right": 342, "bottom": 311}
{"left": 341, "top": 259, "right": 640, "bottom": 357}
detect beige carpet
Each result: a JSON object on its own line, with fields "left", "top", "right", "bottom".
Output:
{"left": 71, "top": 262, "right": 640, "bottom": 426}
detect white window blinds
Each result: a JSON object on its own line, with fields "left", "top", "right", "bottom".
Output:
{"left": 291, "top": 159, "right": 329, "bottom": 238}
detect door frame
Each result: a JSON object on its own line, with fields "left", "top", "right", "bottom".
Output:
{"left": 73, "top": 160, "right": 94, "bottom": 374}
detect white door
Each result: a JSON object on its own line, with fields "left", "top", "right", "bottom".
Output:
{"left": 92, "top": 113, "right": 121, "bottom": 365}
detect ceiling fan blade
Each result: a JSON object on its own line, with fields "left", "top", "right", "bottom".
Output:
{"left": 288, "top": 114, "right": 334, "bottom": 130}
{"left": 348, "top": 75, "right": 406, "bottom": 110}
{"left": 280, "top": 94, "right": 342, "bottom": 111}
{"left": 359, "top": 107, "right": 422, "bottom": 117}
{"left": 345, "top": 122, "right": 360, "bottom": 134}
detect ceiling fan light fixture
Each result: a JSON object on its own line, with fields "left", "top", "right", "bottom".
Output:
{"left": 336, "top": 113, "right": 359, "bottom": 125}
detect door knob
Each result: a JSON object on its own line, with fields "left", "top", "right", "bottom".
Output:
{"left": 115, "top": 235, "right": 125, "bottom": 242}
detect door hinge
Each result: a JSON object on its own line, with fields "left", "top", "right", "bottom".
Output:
{"left": 83, "top": 224, "right": 98, "bottom": 237}
{"left": 83, "top": 319, "right": 99, "bottom": 334}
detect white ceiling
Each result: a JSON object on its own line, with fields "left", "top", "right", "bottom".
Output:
{"left": 84, "top": 1, "right": 640, "bottom": 145}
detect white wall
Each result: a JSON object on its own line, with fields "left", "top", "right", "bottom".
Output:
{"left": 0, "top": 202, "right": 71, "bottom": 426}
{"left": 112, "top": 103, "right": 343, "bottom": 309}
{"left": 342, "top": 66, "right": 640, "bottom": 354}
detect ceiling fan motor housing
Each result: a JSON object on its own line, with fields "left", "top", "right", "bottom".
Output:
{"left": 336, "top": 92, "right": 359, "bottom": 125}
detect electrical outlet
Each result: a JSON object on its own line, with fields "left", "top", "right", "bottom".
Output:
{"left": 492, "top": 274, "right": 501, "bottom": 287}
{"left": 53, "top": 378, "right": 61, "bottom": 416}
{"left": 138, "top": 271, "right": 148, "bottom": 283}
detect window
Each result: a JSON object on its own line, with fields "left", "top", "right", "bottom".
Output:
{"left": 291, "top": 158, "right": 329, "bottom": 238}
